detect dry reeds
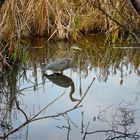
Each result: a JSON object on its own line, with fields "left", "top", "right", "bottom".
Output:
{"left": 0, "top": 0, "right": 139, "bottom": 41}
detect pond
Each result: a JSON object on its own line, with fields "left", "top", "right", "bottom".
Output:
{"left": 0, "top": 35, "right": 140, "bottom": 140}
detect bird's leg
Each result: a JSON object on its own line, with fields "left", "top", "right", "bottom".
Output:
{"left": 53, "top": 72, "right": 58, "bottom": 77}
{"left": 60, "top": 71, "right": 63, "bottom": 75}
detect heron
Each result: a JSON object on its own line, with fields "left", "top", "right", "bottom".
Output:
{"left": 46, "top": 45, "right": 81, "bottom": 74}
{"left": 46, "top": 58, "right": 74, "bottom": 74}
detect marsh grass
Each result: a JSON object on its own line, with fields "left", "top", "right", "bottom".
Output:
{"left": 14, "top": 37, "right": 140, "bottom": 81}
{"left": 0, "top": 0, "right": 140, "bottom": 70}
{"left": 0, "top": 0, "right": 139, "bottom": 41}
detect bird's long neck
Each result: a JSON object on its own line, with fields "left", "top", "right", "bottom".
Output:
{"left": 69, "top": 82, "right": 79, "bottom": 102}
{"left": 69, "top": 53, "right": 76, "bottom": 67}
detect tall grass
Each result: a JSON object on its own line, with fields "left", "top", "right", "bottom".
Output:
{"left": 0, "top": 0, "right": 139, "bottom": 41}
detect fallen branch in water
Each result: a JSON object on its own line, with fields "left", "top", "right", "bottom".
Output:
{"left": 83, "top": 129, "right": 139, "bottom": 140}
{"left": 82, "top": 101, "right": 139, "bottom": 140}
{"left": 0, "top": 77, "right": 96, "bottom": 139}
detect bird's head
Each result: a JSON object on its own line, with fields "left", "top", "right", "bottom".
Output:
{"left": 71, "top": 44, "right": 82, "bottom": 52}
{"left": 68, "top": 44, "right": 82, "bottom": 59}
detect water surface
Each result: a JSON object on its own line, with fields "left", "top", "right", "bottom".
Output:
{"left": 0, "top": 36, "right": 140, "bottom": 140}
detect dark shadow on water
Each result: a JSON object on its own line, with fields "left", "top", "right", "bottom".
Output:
{"left": 45, "top": 73, "right": 80, "bottom": 102}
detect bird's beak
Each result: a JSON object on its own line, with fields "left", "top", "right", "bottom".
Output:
{"left": 71, "top": 45, "right": 82, "bottom": 51}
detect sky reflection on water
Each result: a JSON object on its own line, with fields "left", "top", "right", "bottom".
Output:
{"left": 0, "top": 36, "right": 140, "bottom": 140}
{"left": 19, "top": 65, "right": 140, "bottom": 140}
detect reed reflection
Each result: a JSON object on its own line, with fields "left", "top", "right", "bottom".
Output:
{"left": 0, "top": 66, "right": 20, "bottom": 137}
{"left": 0, "top": 37, "right": 140, "bottom": 139}
{"left": 20, "top": 37, "right": 140, "bottom": 84}
{"left": 45, "top": 73, "right": 79, "bottom": 102}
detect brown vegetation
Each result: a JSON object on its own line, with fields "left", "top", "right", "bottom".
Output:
{"left": 0, "top": 0, "right": 140, "bottom": 71}
{"left": 0, "top": 0, "right": 140, "bottom": 40}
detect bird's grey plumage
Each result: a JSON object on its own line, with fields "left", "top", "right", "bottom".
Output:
{"left": 46, "top": 58, "right": 73, "bottom": 72}
{"left": 45, "top": 45, "right": 82, "bottom": 73}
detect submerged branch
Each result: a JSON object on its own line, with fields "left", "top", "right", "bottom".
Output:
{"left": 0, "top": 76, "right": 96, "bottom": 139}
{"left": 16, "top": 100, "right": 28, "bottom": 122}
{"left": 30, "top": 92, "right": 66, "bottom": 120}
{"left": 75, "top": 77, "right": 96, "bottom": 107}
{"left": 85, "top": 129, "right": 139, "bottom": 140}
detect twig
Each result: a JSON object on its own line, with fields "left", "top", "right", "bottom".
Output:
{"left": 85, "top": 130, "right": 139, "bottom": 140}
{"left": 30, "top": 105, "right": 82, "bottom": 122}
{"left": 112, "top": 47, "right": 140, "bottom": 49}
{"left": 81, "top": 111, "right": 84, "bottom": 133}
{"left": 57, "top": 125, "right": 69, "bottom": 129}
{"left": 0, "top": 75, "right": 95, "bottom": 139}
{"left": 0, "top": 92, "right": 66, "bottom": 138}
{"left": 56, "top": 115, "right": 71, "bottom": 140}
{"left": 75, "top": 77, "right": 96, "bottom": 107}
{"left": 16, "top": 100, "right": 28, "bottom": 122}
{"left": 65, "top": 113, "right": 78, "bottom": 128}
{"left": 63, "top": 114, "right": 71, "bottom": 140}
{"left": 30, "top": 92, "right": 66, "bottom": 120}
{"left": 82, "top": 121, "right": 90, "bottom": 140}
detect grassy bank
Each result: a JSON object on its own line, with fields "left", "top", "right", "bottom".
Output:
{"left": 0, "top": 0, "right": 140, "bottom": 41}
{"left": 0, "top": 0, "right": 140, "bottom": 71}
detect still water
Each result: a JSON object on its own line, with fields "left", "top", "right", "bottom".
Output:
{"left": 0, "top": 36, "right": 140, "bottom": 140}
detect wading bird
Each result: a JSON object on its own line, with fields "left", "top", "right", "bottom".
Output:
{"left": 46, "top": 58, "right": 74, "bottom": 74}
{"left": 46, "top": 45, "right": 81, "bottom": 74}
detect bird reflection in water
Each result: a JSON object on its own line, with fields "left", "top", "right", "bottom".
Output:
{"left": 45, "top": 73, "right": 79, "bottom": 102}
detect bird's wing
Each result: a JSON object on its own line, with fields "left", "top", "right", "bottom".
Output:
{"left": 46, "top": 59, "right": 69, "bottom": 70}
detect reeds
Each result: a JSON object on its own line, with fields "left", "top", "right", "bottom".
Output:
{"left": 0, "top": 0, "right": 139, "bottom": 41}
